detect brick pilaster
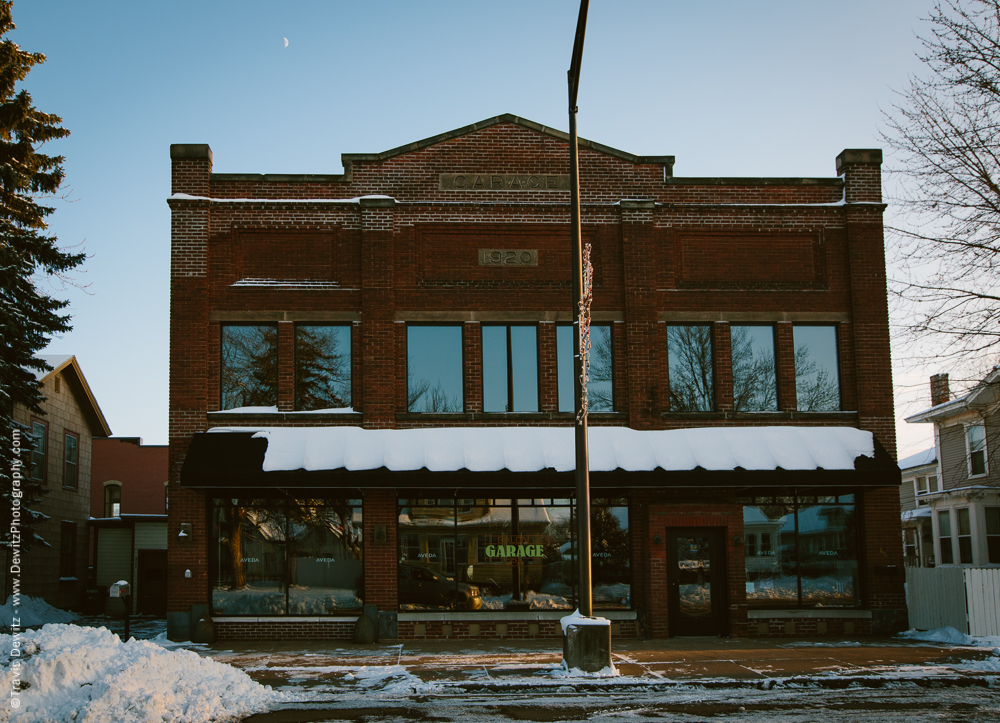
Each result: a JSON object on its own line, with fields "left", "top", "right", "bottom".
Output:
{"left": 620, "top": 200, "right": 659, "bottom": 428}
{"left": 360, "top": 197, "right": 396, "bottom": 429}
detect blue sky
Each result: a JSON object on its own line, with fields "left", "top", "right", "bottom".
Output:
{"left": 15, "top": 1, "right": 939, "bottom": 453}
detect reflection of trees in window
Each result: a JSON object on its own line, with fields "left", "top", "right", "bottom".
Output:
{"left": 482, "top": 326, "right": 539, "bottom": 412}
{"left": 295, "top": 326, "right": 351, "bottom": 410}
{"left": 221, "top": 325, "right": 278, "bottom": 409}
{"left": 731, "top": 326, "right": 777, "bottom": 412}
{"left": 589, "top": 326, "right": 614, "bottom": 412}
{"left": 667, "top": 326, "right": 714, "bottom": 412}
{"left": 407, "top": 326, "right": 463, "bottom": 413}
{"left": 793, "top": 326, "right": 840, "bottom": 412}
{"left": 557, "top": 325, "right": 613, "bottom": 412}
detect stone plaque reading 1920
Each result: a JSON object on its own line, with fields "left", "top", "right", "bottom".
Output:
{"left": 440, "top": 173, "right": 570, "bottom": 191}
{"left": 479, "top": 249, "right": 538, "bottom": 266}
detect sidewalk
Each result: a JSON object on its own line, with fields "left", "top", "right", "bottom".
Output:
{"left": 201, "top": 635, "right": 1000, "bottom": 696}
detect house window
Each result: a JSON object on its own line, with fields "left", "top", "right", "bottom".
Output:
{"left": 221, "top": 325, "right": 279, "bottom": 410}
{"left": 986, "top": 507, "right": 1000, "bottom": 564}
{"left": 294, "top": 325, "right": 351, "bottom": 411}
{"left": 957, "top": 508, "right": 973, "bottom": 564}
{"left": 210, "top": 498, "right": 363, "bottom": 615}
{"left": 904, "top": 528, "right": 918, "bottom": 560}
{"left": 928, "top": 475, "right": 939, "bottom": 493}
{"left": 557, "top": 324, "right": 613, "bottom": 412}
{"left": 29, "top": 420, "right": 47, "bottom": 484}
{"left": 666, "top": 325, "right": 714, "bottom": 412}
{"left": 59, "top": 521, "right": 77, "bottom": 578}
{"left": 105, "top": 484, "right": 121, "bottom": 518}
{"left": 407, "top": 326, "right": 463, "bottom": 412}
{"left": 482, "top": 325, "right": 539, "bottom": 413}
{"left": 63, "top": 433, "right": 79, "bottom": 490}
{"left": 743, "top": 494, "right": 858, "bottom": 608}
{"left": 915, "top": 476, "right": 928, "bottom": 495}
{"left": 938, "top": 510, "right": 954, "bottom": 564}
{"left": 793, "top": 326, "right": 840, "bottom": 411}
{"left": 731, "top": 326, "right": 777, "bottom": 412}
{"left": 967, "top": 424, "right": 987, "bottom": 477}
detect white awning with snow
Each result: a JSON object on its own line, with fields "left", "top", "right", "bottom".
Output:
{"left": 206, "top": 425, "right": 875, "bottom": 474}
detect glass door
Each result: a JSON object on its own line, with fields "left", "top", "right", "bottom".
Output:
{"left": 667, "top": 528, "right": 726, "bottom": 636}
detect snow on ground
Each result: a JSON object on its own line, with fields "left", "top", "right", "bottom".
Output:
{"left": 0, "top": 624, "right": 282, "bottom": 723}
{"left": 0, "top": 595, "right": 77, "bottom": 630}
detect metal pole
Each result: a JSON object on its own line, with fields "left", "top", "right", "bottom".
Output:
{"left": 568, "top": 0, "right": 591, "bottom": 618}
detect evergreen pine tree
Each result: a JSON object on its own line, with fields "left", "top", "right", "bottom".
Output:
{"left": 0, "top": 0, "right": 81, "bottom": 555}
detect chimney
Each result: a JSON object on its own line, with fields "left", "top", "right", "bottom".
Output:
{"left": 930, "top": 374, "right": 950, "bottom": 406}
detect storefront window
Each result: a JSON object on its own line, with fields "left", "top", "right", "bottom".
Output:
{"left": 397, "top": 497, "right": 629, "bottom": 612}
{"left": 295, "top": 325, "right": 351, "bottom": 411}
{"left": 666, "top": 325, "right": 714, "bottom": 412}
{"left": 743, "top": 494, "right": 858, "bottom": 608}
{"left": 221, "top": 325, "right": 278, "bottom": 409}
{"left": 731, "top": 326, "right": 777, "bottom": 412}
{"left": 211, "top": 498, "right": 362, "bottom": 615}
{"left": 793, "top": 326, "right": 841, "bottom": 411}
{"left": 557, "top": 325, "right": 613, "bottom": 412}
{"left": 407, "top": 326, "right": 463, "bottom": 412}
{"left": 482, "top": 325, "right": 539, "bottom": 412}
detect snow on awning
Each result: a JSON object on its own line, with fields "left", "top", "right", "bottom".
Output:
{"left": 180, "top": 426, "right": 898, "bottom": 490}
{"left": 229, "top": 425, "right": 872, "bottom": 474}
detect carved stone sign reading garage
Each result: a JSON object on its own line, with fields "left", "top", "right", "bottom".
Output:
{"left": 440, "top": 173, "right": 570, "bottom": 191}
{"left": 479, "top": 249, "right": 538, "bottom": 266}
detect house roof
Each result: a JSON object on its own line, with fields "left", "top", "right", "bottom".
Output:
{"left": 33, "top": 355, "right": 112, "bottom": 437}
{"left": 906, "top": 366, "right": 1000, "bottom": 423}
{"left": 897, "top": 447, "right": 937, "bottom": 472}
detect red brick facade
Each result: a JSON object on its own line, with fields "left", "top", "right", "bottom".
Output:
{"left": 167, "top": 115, "right": 903, "bottom": 642}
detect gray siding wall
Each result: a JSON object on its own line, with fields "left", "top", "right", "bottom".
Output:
{"left": 939, "top": 413, "right": 1000, "bottom": 489}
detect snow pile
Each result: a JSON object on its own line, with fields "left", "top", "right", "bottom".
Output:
{"left": 211, "top": 425, "right": 876, "bottom": 474}
{"left": 0, "top": 596, "right": 76, "bottom": 629}
{"left": 0, "top": 624, "right": 282, "bottom": 722}
{"left": 896, "top": 626, "right": 974, "bottom": 645}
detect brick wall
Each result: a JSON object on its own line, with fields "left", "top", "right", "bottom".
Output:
{"left": 168, "top": 119, "right": 902, "bottom": 637}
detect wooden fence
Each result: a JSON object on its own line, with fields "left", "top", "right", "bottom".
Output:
{"left": 905, "top": 566, "right": 1000, "bottom": 636}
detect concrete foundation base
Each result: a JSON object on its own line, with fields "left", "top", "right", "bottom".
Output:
{"left": 562, "top": 622, "right": 612, "bottom": 673}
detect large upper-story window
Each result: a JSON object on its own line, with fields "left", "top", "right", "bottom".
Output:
{"left": 666, "top": 325, "right": 714, "bottom": 412}
{"left": 407, "top": 326, "right": 463, "bottom": 413}
{"left": 295, "top": 325, "right": 351, "bottom": 411}
{"left": 63, "top": 432, "right": 79, "bottom": 491}
{"left": 731, "top": 326, "right": 777, "bottom": 412}
{"left": 221, "top": 325, "right": 278, "bottom": 410}
{"left": 793, "top": 325, "right": 841, "bottom": 411}
{"left": 29, "top": 420, "right": 47, "bottom": 484}
{"left": 967, "top": 423, "right": 987, "bottom": 477}
{"left": 557, "top": 324, "right": 613, "bottom": 413}
{"left": 482, "top": 325, "right": 539, "bottom": 413}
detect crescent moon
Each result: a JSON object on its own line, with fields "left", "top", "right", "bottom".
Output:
{"left": 283, "top": 37, "right": 289, "bottom": 47}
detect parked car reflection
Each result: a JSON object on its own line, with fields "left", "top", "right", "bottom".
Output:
{"left": 398, "top": 563, "right": 482, "bottom": 610}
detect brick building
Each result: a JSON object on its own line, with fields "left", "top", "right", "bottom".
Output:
{"left": 89, "top": 437, "right": 168, "bottom": 615}
{"left": 167, "top": 114, "right": 903, "bottom": 642}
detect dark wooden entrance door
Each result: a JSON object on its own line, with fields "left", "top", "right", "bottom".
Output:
{"left": 666, "top": 528, "right": 726, "bottom": 636}
{"left": 137, "top": 549, "right": 167, "bottom": 615}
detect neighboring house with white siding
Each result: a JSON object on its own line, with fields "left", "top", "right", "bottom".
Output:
{"left": 898, "top": 447, "right": 938, "bottom": 568}
{"left": 4, "top": 355, "right": 112, "bottom": 610}
{"left": 906, "top": 369, "right": 1000, "bottom": 569}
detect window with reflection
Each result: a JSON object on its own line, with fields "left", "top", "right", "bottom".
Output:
{"left": 407, "top": 326, "right": 463, "bottom": 412}
{"left": 397, "top": 497, "right": 629, "bottom": 612}
{"left": 557, "top": 324, "right": 613, "bottom": 413}
{"left": 210, "top": 498, "right": 362, "bottom": 615}
{"left": 295, "top": 325, "right": 351, "bottom": 411}
{"left": 793, "top": 326, "right": 840, "bottom": 411}
{"left": 666, "top": 325, "right": 714, "bottom": 412}
{"left": 731, "top": 326, "right": 777, "bottom": 412}
{"left": 221, "top": 325, "right": 279, "bottom": 410}
{"left": 482, "top": 325, "right": 539, "bottom": 412}
{"left": 741, "top": 493, "right": 858, "bottom": 608}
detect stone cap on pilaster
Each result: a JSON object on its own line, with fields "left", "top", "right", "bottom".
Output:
{"left": 836, "top": 149, "right": 882, "bottom": 174}
{"left": 359, "top": 196, "right": 396, "bottom": 209}
{"left": 170, "top": 144, "right": 213, "bottom": 162}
